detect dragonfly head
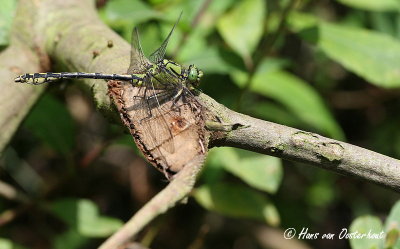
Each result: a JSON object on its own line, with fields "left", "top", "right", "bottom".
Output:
{"left": 187, "top": 65, "right": 203, "bottom": 88}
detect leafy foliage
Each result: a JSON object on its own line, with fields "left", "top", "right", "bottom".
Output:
{"left": 349, "top": 200, "right": 400, "bottom": 249}
{"left": 194, "top": 182, "right": 280, "bottom": 226}
{"left": 2, "top": 0, "right": 400, "bottom": 248}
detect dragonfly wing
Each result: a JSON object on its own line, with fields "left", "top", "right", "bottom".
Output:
{"left": 128, "top": 28, "right": 151, "bottom": 74}
{"left": 128, "top": 78, "right": 176, "bottom": 156}
{"left": 149, "top": 12, "right": 182, "bottom": 64}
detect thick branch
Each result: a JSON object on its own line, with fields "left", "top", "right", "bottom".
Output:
{"left": 201, "top": 95, "right": 400, "bottom": 192}
{"left": 0, "top": 44, "right": 44, "bottom": 154}
{"left": 1, "top": 0, "right": 132, "bottom": 153}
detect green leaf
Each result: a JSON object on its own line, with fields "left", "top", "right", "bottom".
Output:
{"left": 0, "top": 0, "right": 17, "bottom": 48}
{"left": 384, "top": 201, "right": 400, "bottom": 248}
{"left": 178, "top": 27, "right": 240, "bottom": 74}
{"left": 101, "top": 0, "right": 160, "bottom": 25}
{"left": 53, "top": 230, "right": 88, "bottom": 249}
{"left": 349, "top": 216, "right": 384, "bottom": 249}
{"left": 0, "top": 238, "right": 27, "bottom": 249}
{"left": 306, "top": 180, "right": 336, "bottom": 207}
{"left": 205, "top": 148, "right": 283, "bottom": 193}
{"left": 370, "top": 12, "right": 398, "bottom": 37}
{"left": 49, "top": 198, "right": 123, "bottom": 238}
{"left": 23, "top": 94, "right": 75, "bottom": 156}
{"left": 222, "top": 152, "right": 283, "bottom": 194}
{"left": 335, "top": 0, "right": 400, "bottom": 12}
{"left": 207, "top": 147, "right": 240, "bottom": 169}
{"left": 307, "top": 22, "right": 400, "bottom": 88}
{"left": 0, "top": 238, "right": 13, "bottom": 249}
{"left": 217, "top": 0, "right": 265, "bottom": 62}
{"left": 287, "top": 11, "right": 318, "bottom": 32}
{"left": 232, "top": 60, "right": 345, "bottom": 139}
{"left": 384, "top": 228, "right": 400, "bottom": 249}
{"left": 181, "top": 46, "right": 236, "bottom": 74}
{"left": 194, "top": 182, "right": 280, "bottom": 226}
{"left": 385, "top": 201, "right": 400, "bottom": 230}
{"left": 202, "top": 147, "right": 238, "bottom": 183}
{"left": 247, "top": 101, "right": 302, "bottom": 127}
{"left": 208, "top": 0, "right": 237, "bottom": 17}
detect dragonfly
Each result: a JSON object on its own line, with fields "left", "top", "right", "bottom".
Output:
{"left": 14, "top": 14, "right": 205, "bottom": 179}
{"left": 14, "top": 15, "right": 203, "bottom": 101}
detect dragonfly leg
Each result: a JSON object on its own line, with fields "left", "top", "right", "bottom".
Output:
{"left": 170, "top": 87, "right": 185, "bottom": 113}
{"left": 136, "top": 87, "right": 156, "bottom": 124}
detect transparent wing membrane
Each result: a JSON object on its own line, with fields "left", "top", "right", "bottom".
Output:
{"left": 128, "top": 28, "right": 151, "bottom": 74}
{"left": 149, "top": 12, "right": 182, "bottom": 64}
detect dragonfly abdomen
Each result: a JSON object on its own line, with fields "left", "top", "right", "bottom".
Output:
{"left": 15, "top": 72, "right": 142, "bottom": 85}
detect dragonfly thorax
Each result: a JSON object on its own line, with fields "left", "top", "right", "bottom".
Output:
{"left": 157, "top": 59, "right": 203, "bottom": 89}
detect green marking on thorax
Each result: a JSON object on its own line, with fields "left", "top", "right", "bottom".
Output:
{"left": 164, "top": 59, "right": 183, "bottom": 75}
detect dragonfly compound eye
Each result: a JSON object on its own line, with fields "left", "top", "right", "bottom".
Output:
{"left": 188, "top": 67, "right": 198, "bottom": 83}
{"left": 188, "top": 66, "right": 203, "bottom": 85}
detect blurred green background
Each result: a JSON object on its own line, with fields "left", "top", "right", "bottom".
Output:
{"left": 1, "top": 0, "right": 400, "bottom": 248}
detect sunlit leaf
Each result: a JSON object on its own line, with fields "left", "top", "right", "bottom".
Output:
{"left": 205, "top": 148, "right": 283, "bottom": 193}
{"left": 299, "top": 21, "right": 400, "bottom": 88}
{"left": 0, "top": 0, "right": 16, "bottom": 48}
{"left": 222, "top": 152, "right": 283, "bottom": 194}
{"left": 349, "top": 216, "right": 384, "bottom": 249}
{"left": 194, "top": 182, "right": 280, "bottom": 226}
{"left": 232, "top": 60, "right": 345, "bottom": 139}
{"left": 289, "top": 12, "right": 400, "bottom": 88}
{"left": 335, "top": 0, "right": 400, "bottom": 12}
{"left": 217, "top": 0, "right": 265, "bottom": 62}
{"left": 384, "top": 201, "right": 400, "bottom": 248}
{"left": 208, "top": 0, "right": 237, "bottom": 17}
{"left": 101, "top": 0, "right": 160, "bottom": 25}
{"left": 385, "top": 201, "right": 400, "bottom": 230}
{"left": 319, "top": 22, "right": 400, "bottom": 88}
{"left": 202, "top": 147, "right": 238, "bottom": 183}
{"left": 207, "top": 147, "right": 240, "bottom": 169}
{"left": 49, "top": 198, "right": 123, "bottom": 238}
{"left": 0, "top": 238, "right": 27, "bottom": 249}
{"left": 287, "top": 11, "right": 318, "bottom": 32}
{"left": 384, "top": 228, "right": 400, "bottom": 249}
{"left": 23, "top": 94, "right": 75, "bottom": 156}
{"left": 180, "top": 46, "right": 235, "bottom": 74}
{"left": 178, "top": 28, "right": 239, "bottom": 74}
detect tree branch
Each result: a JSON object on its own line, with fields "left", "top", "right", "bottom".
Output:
{"left": 2, "top": 0, "right": 400, "bottom": 247}
{"left": 200, "top": 94, "right": 400, "bottom": 192}
{"left": 0, "top": 45, "right": 44, "bottom": 154}
{"left": 99, "top": 156, "right": 205, "bottom": 249}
